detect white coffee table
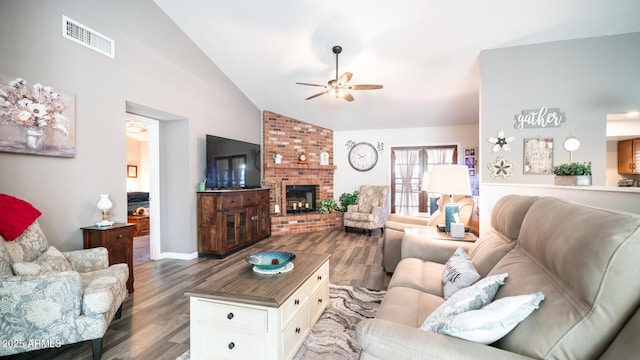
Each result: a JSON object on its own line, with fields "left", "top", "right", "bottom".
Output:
{"left": 186, "top": 252, "right": 330, "bottom": 360}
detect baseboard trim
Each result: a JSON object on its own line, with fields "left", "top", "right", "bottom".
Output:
{"left": 157, "top": 252, "right": 198, "bottom": 260}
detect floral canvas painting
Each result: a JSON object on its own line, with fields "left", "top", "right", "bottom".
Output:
{"left": 0, "top": 74, "right": 76, "bottom": 157}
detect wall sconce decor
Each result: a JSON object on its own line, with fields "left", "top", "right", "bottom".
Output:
{"left": 563, "top": 136, "right": 581, "bottom": 162}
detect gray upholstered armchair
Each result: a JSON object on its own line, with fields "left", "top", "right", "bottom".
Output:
{"left": 343, "top": 185, "right": 390, "bottom": 235}
{"left": 0, "top": 219, "right": 128, "bottom": 359}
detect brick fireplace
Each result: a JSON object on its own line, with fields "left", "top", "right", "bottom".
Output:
{"left": 262, "top": 110, "right": 343, "bottom": 235}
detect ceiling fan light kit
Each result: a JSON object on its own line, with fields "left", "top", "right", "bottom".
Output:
{"left": 296, "top": 45, "right": 382, "bottom": 102}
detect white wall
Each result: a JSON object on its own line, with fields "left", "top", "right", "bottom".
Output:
{"left": 480, "top": 32, "right": 640, "bottom": 187}
{"left": 479, "top": 32, "right": 640, "bottom": 226}
{"left": 334, "top": 124, "right": 479, "bottom": 200}
{"left": 0, "top": 0, "right": 260, "bottom": 253}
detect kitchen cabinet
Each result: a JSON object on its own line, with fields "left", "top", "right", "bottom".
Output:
{"left": 197, "top": 189, "right": 271, "bottom": 258}
{"left": 618, "top": 139, "right": 640, "bottom": 174}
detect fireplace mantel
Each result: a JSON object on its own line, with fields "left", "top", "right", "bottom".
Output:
{"left": 265, "top": 163, "right": 337, "bottom": 170}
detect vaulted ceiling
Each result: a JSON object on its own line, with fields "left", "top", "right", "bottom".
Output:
{"left": 154, "top": 1, "right": 640, "bottom": 131}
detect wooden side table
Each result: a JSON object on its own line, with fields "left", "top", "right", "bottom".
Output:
{"left": 81, "top": 223, "right": 135, "bottom": 293}
{"left": 127, "top": 215, "right": 150, "bottom": 237}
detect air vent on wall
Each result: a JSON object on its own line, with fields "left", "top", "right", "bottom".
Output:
{"left": 62, "top": 15, "right": 114, "bottom": 58}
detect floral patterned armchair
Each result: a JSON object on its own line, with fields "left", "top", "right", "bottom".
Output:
{"left": 0, "top": 195, "right": 128, "bottom": 360}
{"left": 343, "top": 185, "right": 390, "bottom": 235}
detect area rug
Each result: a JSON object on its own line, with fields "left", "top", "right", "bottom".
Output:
{"left": 177, "top": 284, "right": 386, "bottom": 360}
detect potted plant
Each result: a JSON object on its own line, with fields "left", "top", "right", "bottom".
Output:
{"left": 338, "top": 190, "right": 359, "bottom": 212}
{"left": 552, "top": 161, "right": 592, "bottom": 186}
{"left": 318, "top": 199, "right": 339, "bottom": 214}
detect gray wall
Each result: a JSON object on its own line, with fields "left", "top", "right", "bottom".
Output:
{"left": 480, "top": 32, "right": 640, "bottom": 186}
{"left": 0, "top": 0, "right": 260, "bottom": 253}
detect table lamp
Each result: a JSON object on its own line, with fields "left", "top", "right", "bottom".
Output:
{"left": 96, "top": 194, "right": 114, "bottom": 227}
{"left": 426, "top": 165, "right": 472, "bottom": 232}
{"left": 421, "top": 171, "right": 438, "bottom": 215}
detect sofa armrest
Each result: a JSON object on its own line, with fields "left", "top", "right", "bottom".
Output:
{"left": 387, "top": 214, "right": 430, "bottom": 226}
{"left": 63, "top": 247, "right": 109, "bottom": 273}
{"left": 0, "top": 271, "right": 82, "bottom": 325}
{"left": 347, "top": 204, "right": 359, "bottom": 212}
{"left": 356, "top": 319, "right": 533, "bottom": 360}
{"left": 401, "top": 232, "right": 473, "bottom": 264}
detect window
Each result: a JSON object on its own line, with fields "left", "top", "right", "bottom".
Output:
{"left": 390, "top": 145, "right": 457, "bottom": 214}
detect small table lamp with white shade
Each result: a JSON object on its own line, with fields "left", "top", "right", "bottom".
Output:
{"left": 96, "top": 194, "right": 114, "bottom": 227}
{"left": 426, "top": 165, "right": 472, "bottom": 232}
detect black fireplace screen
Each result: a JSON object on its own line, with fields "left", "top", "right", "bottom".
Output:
{"left": 285, "top": 185, "right": 317, "bottom": 212}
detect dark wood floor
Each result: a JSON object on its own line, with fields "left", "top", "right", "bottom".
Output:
{"left": 4, "top": 229, "right": 390, "bottom": 360}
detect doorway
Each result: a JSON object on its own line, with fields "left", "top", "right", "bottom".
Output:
{"left": 125, "top": 113, "right": 160, "bottom": 263}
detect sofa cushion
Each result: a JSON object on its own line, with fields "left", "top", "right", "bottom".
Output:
{"left": 0, "top": 244, "right": 13, "bottom": 276}
{"left": 2, "top": 221, "right": 49, "bottom": 263}
{"left": 0, "top": 194, "right": 42, "bottom": 241}
{"left": 388, "top": 258, "right": 445, "bottom": 296}
{"left": 12, "top": 246, "right": 72, "bottom": 276}
{"left": 81, "top": 263, "right": 129, "bottom": 316}
{"left": 438, "top": 292, "right": 544, "bottom": 344}
{"left": 488, "top": 197, "right": 640, "bottom": 359}
{"left": 468, "top": 195, "right": 538, "bottom": 276}
{"left": 421, "top": 273, "right": 508, "bottom": 332}
{"left": 442, "top": 247, "right": 480, "bottom": 299}
{"left": 376, "top": 286, "right": 444, "bottom": 328}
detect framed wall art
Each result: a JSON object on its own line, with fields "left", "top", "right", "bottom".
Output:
{"left": 523, "top": 138, "right": 553, "bottom": 174}
{"left": 0, "top": 74, "right": 76, "bottom": 157}
{"left": 127, "top": 165, "right": 138, "bottom": 178}
{"left": 464, "top": 147, "right": 477, "bottom": 176}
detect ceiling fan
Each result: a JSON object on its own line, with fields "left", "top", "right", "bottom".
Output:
{"left": 296, "top": 45, "right": 383, "bottom": 102}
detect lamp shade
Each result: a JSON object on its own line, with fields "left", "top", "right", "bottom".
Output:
{"left": 97, "top": 194, "right": 112, "bottom": 211}
{"left": 426, "top": 165, "right": 472, "bottom": 197}
{"left": 421, "top": 171, "right": 431, "bottom": 191}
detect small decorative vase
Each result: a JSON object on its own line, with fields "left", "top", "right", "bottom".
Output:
{"left": 25, "top": 126, "right": 45, "bottom": 151}
{"left": 274, "top": 154, "right": 282, "bottom": 164}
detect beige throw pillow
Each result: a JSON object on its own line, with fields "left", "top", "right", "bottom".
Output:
{"left": 443, "top": 247, "right": 481, "bottom": 299}
{"left": 12, "top": 246, "right": 72, "bottom": 276}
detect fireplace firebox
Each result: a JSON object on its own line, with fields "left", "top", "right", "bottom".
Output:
{"left": 285, "top": 185, "right": 317, "bottom": 213}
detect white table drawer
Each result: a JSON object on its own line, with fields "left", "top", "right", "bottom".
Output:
{"left": 282, "top": 305, "right": 310, "bottom": 359}
{"left": 309, "top": 282, "right": 328, "bottom": 324}
{"left": 196, "top": 321, "right": 267, "bottom": 360}
{"left": 196, "top": 299, "right": 268, "bottom": 332}
{"left": 309, "top": 261, "right": 329, "bottom": 292}
{"left": 281, "top": 281, "right": 309, "bottom": 326}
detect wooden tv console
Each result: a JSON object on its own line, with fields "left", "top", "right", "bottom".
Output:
{"left": 197, "top": 188, "right": 271, "bottom": 258}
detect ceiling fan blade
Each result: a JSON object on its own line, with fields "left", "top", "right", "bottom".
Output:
{"left": 305, "top": 91, "right": 328, "bottom": 100}
{"left": 348, "top": 84, "right": 383, "bottom": 90}
{"left": 343, "top": 92, "right": 355, "bottom": 102}
{"left": 296, "top": 82, "right": 326, "bottom": 87}
{"left": 338, "top": 72, "right": 353, "bottom": 85}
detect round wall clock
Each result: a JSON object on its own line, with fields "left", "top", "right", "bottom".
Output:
{"left": 348, "top": 142, "right": 378, "bottom": 171}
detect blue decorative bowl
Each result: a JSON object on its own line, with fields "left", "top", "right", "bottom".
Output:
{"left": 245, "top": 251, "right": 296, "bottom": 270}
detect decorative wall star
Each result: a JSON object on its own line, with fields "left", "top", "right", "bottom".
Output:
{"left": 488, "top": 129, "right": 515, "bottom": 153}
{"left": 488, "top": 156, "right": 516, "bottom": 179}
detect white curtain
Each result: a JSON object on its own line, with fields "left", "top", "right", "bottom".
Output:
{"left": 395, "top": 149, "right": 420, "bottom": 213}
{"left": 426, "top": 148, "right": 455, "bottom": 165}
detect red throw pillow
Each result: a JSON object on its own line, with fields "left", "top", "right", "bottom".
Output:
{"left": 0, "top": 194, "right": 42, "bottom": 241}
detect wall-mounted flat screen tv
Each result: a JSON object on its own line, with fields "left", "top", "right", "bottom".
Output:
{"left": 205, "top": 135, "right": 261, "bottom": 190}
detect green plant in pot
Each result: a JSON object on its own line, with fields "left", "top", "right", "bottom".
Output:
{"left": 338, "top": 190, "right": 359, "bottom": 212}
{"left": 318, "top": 199, "right": 339, "bottom": 214}
{"left": 552, "top": 161, "right": 592, "bottom": 186}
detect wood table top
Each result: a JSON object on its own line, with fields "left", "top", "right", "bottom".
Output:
{"left": 185, "top": 252, "right": 330, "bottom": 308}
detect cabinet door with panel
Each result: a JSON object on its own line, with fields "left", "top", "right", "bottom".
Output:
{"left": 618, "top": 139, "right": 640, "bottom": 174}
